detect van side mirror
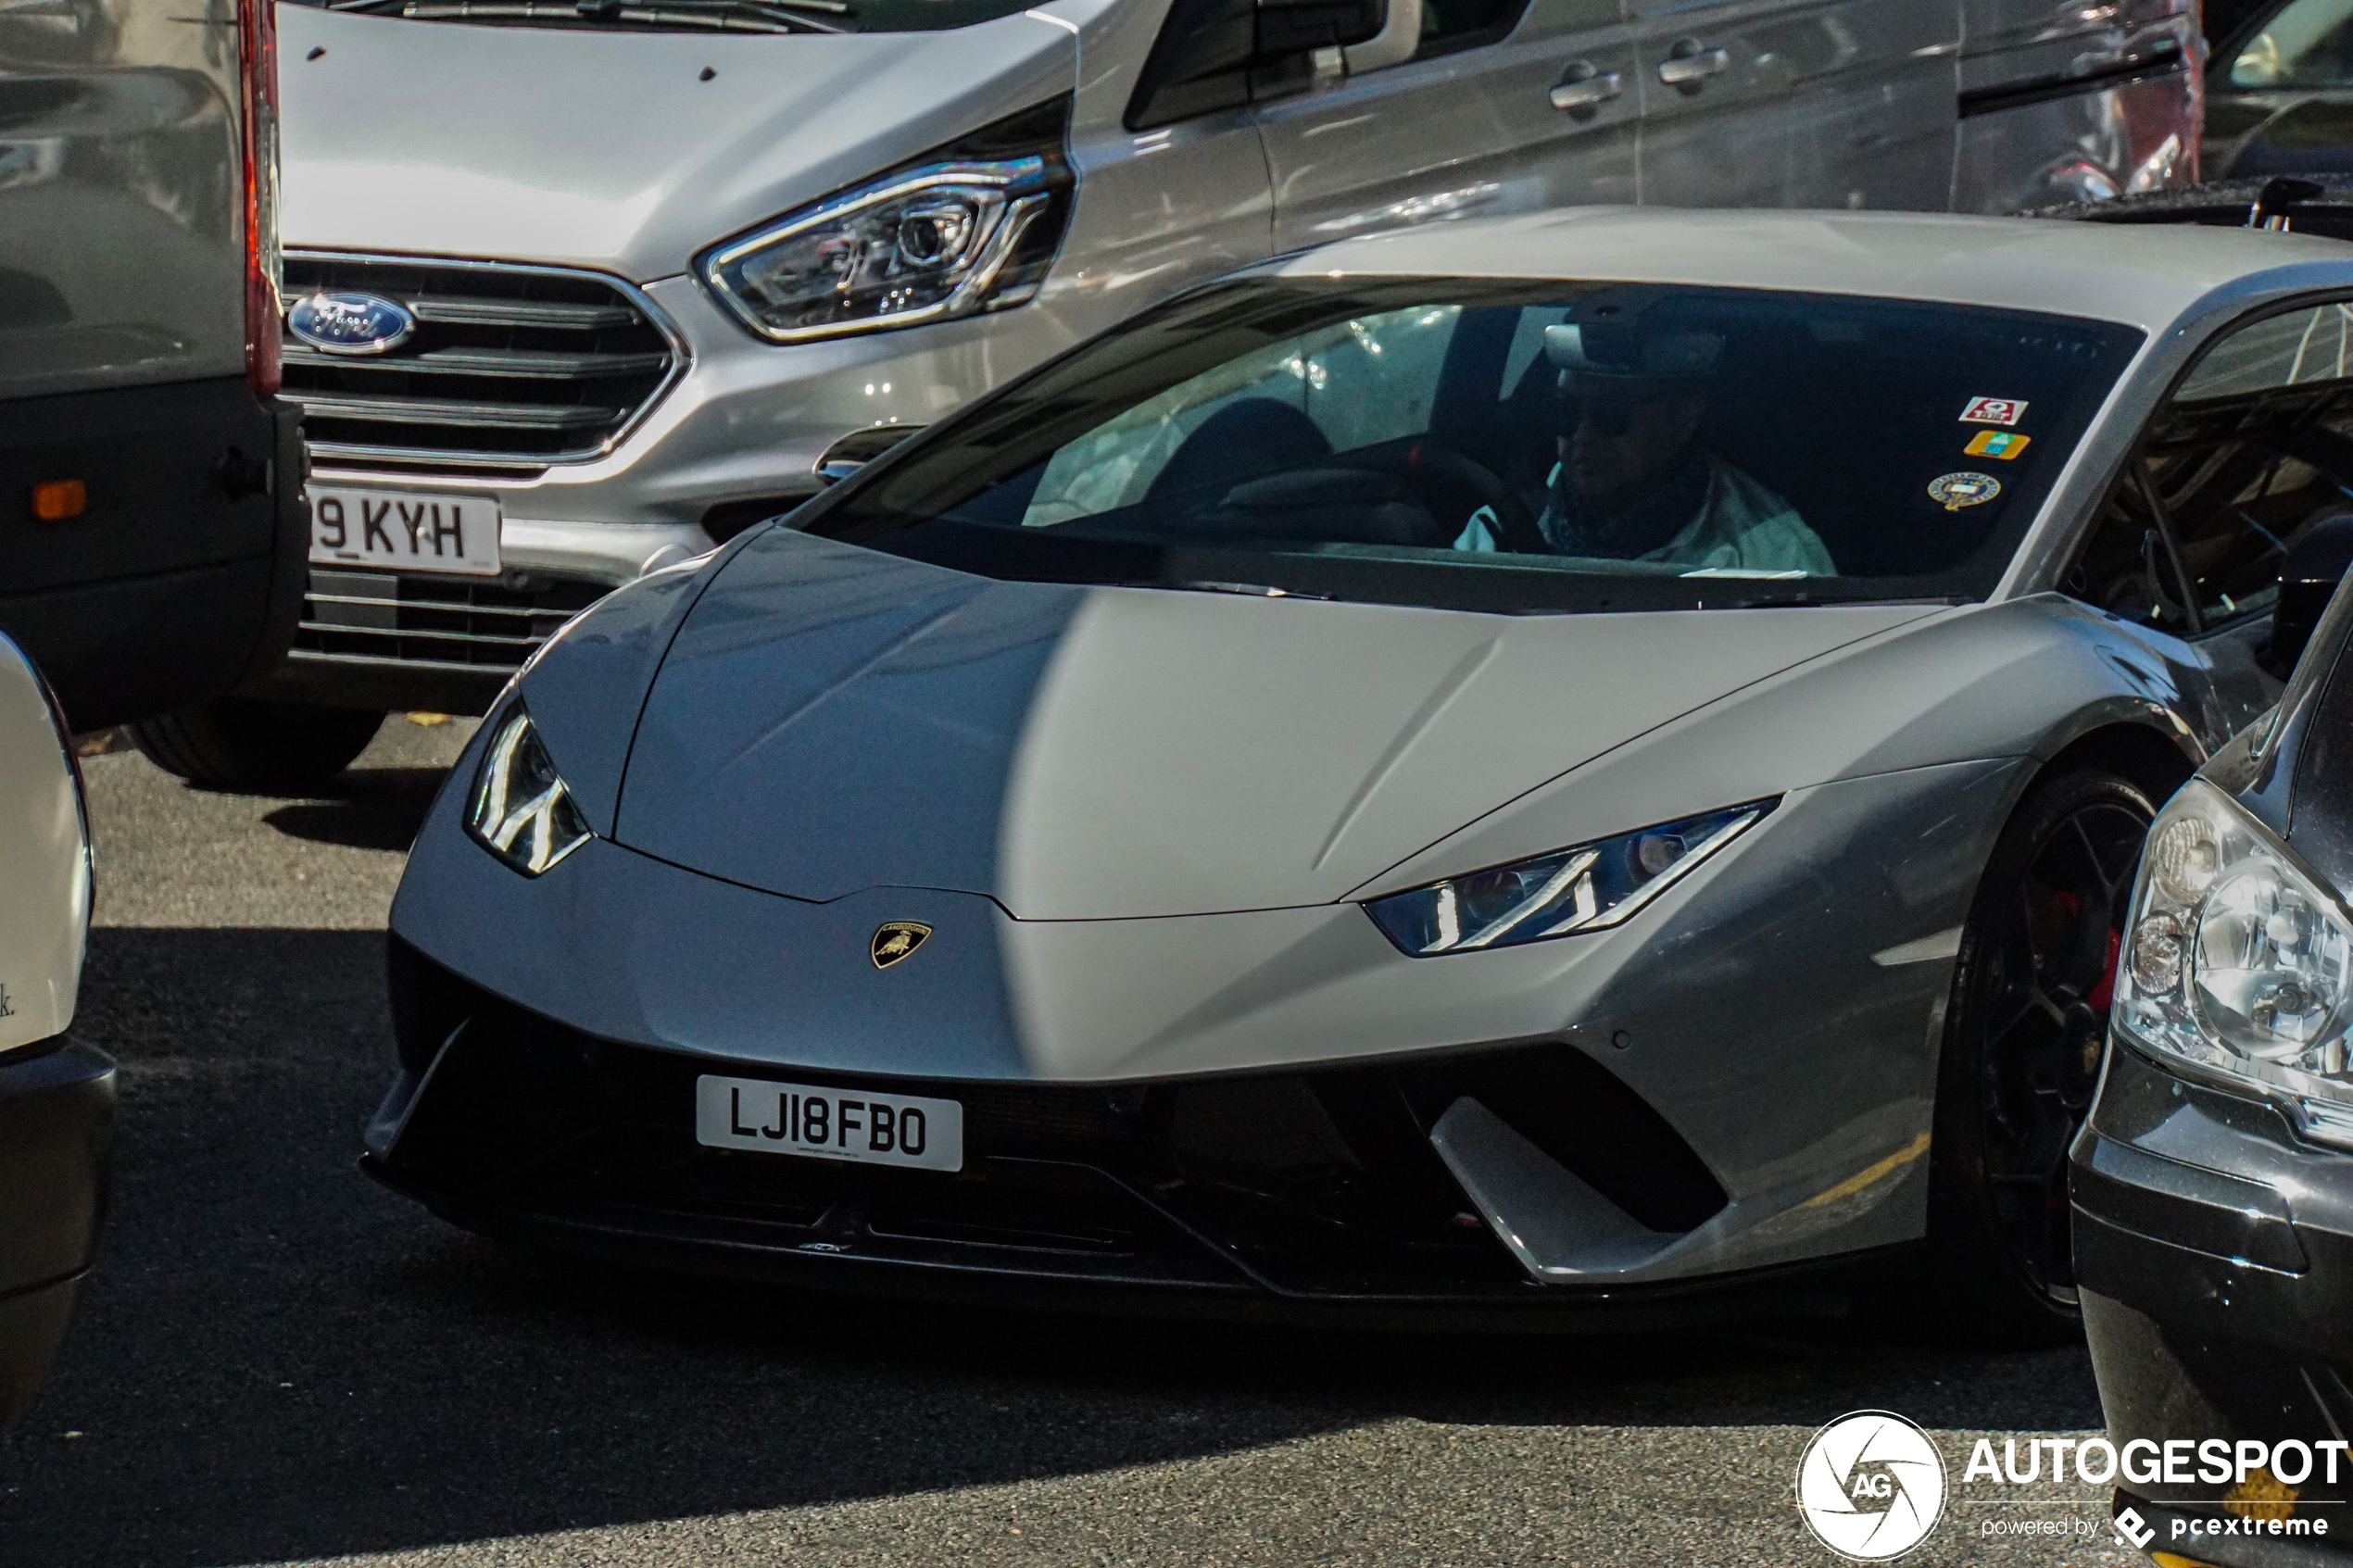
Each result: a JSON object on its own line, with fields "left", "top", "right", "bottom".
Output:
{"left": 1126, "top": 0, "right": 1392, "bottom": 130}
{"left": 2269, "top": 512, "right": 2353, "bottom": 675}
{"left": 813, "top": 423, "right": 925, "bottom": 486}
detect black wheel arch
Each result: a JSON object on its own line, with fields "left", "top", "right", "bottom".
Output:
{"left": 2031, "top": 719, "right": 2201, "bottom": 809}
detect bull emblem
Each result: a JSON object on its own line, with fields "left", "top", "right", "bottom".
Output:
{"left": 870, "top": 921, "right": 932, "bottom": 970}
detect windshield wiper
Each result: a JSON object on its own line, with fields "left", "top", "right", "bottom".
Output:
{"left": 333, "top": 0, "right": 850, "bottom": 32}
{"left": 577, "top": 0, "right": 853, "bottom": 25}
{"left": 1111, "top": 580, "right": 1333, "bottom": 601}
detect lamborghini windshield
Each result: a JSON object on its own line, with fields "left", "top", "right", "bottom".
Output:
{"left": 816, "top": 278, "right": 2143, "bottom": 614}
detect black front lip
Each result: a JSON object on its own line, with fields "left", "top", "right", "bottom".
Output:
{"left": 359, "top": 1149, "right": 1911, "bottom": 1334}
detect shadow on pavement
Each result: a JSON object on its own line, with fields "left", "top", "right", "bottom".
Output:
{"left": 260, "top": 769, "right": 452, "bottom": 854}
{"left": 0, "top": 927, "right": 2105, "bottom": 1567}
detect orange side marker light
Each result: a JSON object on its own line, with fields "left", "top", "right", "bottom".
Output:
{"left": 31, "top": 480, "right": 86, "bottom": 521}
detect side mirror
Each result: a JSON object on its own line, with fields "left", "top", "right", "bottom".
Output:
{"left": 2269, "top": 512, "right": 2353, "bottom": 675}
{"left": 1126, "top": 0, "right": 1397, "bottom": 131}
{"left": 813, "top": 423, "right": 925, "bottom": 486}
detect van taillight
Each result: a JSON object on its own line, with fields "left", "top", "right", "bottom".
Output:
{"left": 238, "top": 0, "right": 282, "bottom": 398}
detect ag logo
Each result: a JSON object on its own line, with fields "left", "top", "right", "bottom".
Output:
{"left": 1795, "top": 1411, "right": 1946, "bottom": 1561}
{"left": 870, "top": 921, "right": 932, "bottom": 970}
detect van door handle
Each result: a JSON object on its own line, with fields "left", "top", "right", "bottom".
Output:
{"left": 1548, "top": 66, "right": 1624, "bottom": 115}
{"left": 1657, "top": 41, "right": 1731, "bottom": 90}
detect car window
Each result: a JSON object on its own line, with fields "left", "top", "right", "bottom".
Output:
{"left": 1418, "top": 0, "right": 1536, "bottom": 55}
{"left": 2180, "top": 300, "right": 2353, "bottom": 400}
{"left": 815, "top": 278, "right": 2144, "bottom": 616}
{"left": 2229, "top": 0, "right": 2353, "bottom": 86}
{"left": 2093, "top": 300, "right": 2353, "bottom": 631}
{"left": 2060, "top": 492, "right": 2198, "bottom": 633}
{"left": 1023, "top": 307, "right": 1463, "bottom": 527}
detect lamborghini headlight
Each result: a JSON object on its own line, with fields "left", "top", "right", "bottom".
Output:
{"left": 2114, "top": 779, "right": 2353, "bottom": 1147}
{"left": 1365, "top": 800, "right": 1774, "bottom": 957}
{"left": 466, "top": 707, "right": 592, "bottom": 877}
{"left": 697, "top": 99, "right": 1074, "bottom": 345}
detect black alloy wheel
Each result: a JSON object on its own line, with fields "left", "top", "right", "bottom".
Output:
{"left": 1928, "top": 767, "right": 2158, "bottom": 1343}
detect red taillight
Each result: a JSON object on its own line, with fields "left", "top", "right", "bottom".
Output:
{"left": 239, "top": 0, "right": 282, "bottom": 397}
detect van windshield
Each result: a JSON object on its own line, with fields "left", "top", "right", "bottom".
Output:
{"left": 283, "top": 0, "right": 1036, "bottom": 37}
{"left": 812, "top": 278, "right": 2144, "bottom": 615}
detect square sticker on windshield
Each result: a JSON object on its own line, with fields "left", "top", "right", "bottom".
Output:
{"left": 1965, "top": 430, "right": 2031, "bottom": 459}
{"left": 1960, "top": 395, "right": 2027, "bottom": 426}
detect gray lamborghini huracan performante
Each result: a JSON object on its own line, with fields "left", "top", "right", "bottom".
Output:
{"left": 370, "top": 208, "right": 2353, "bottom": 1336}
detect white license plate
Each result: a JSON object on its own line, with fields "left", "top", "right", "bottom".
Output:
{"left": 309, "top": 485, "right": 501, "bottom": 576}
{"left": 695, "top": 1075, "right": 963, "bottom": 1173}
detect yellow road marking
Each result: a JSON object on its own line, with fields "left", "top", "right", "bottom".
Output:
{"left": 1799, "top": 1132, "right": 1932, "bottom": 1210}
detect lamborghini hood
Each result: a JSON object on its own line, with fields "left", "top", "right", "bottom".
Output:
{"left": 611, "top": 531, "right": 1941, "bottom": 920}
{"left": 275, "top": 5, "right": 1077, "bottom": 281}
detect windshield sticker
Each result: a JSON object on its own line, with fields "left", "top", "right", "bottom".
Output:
{"left": 1960, "top": 395, "right": 2028, "bottom": 425}
{"left": 1965, "top": 430, "right": 2032, "bottom": 460}
{"left": 1929, "top": 471, "right": 2002, "bottom": 510}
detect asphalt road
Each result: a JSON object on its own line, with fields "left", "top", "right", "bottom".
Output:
{"left": 0, "top": 721, "right": 2143, "bottom": 1568}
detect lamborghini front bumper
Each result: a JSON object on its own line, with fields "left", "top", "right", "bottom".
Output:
{"left": 366, "top": 938, "right": 1910, "bottom": 1328}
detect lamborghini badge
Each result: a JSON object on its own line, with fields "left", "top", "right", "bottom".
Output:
{"left": 870, "top": 921, "right": 932, "bottom": 970}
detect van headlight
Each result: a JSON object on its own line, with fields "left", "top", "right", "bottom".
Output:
{"left": 1365, "top": 801, "right": 1774, "bottom": 956}
{"left": 2114, "top": 779, "right": 2353, "bottom": 1147}
{"left": 467, "top": 707, "right": 593, "bottom": 877}
{"left": 697, "top": 97, "right": 1074, "bottom": 345}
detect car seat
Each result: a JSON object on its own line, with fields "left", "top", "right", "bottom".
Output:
{"left": 1146, "top": 398, "right": 1333, "bottom": 504}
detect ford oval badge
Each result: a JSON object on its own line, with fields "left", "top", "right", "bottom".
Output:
{"left": 286, "top": 292, "right": 416, "bottom": 356}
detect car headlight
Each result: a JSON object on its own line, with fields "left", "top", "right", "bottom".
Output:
{"left": 697, "top": 97, "right": 1074, "bottom": 345}
{"left": 2114, "top": 778, "right": 2353, "bottom": 1147}
{"left": 1365, "top": 800, "right": 1774, "bottom": 957}
{"left": 467, "top": 707, "right": 592, "bottom": 877}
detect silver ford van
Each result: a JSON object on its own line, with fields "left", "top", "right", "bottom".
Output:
{"left": 258, "top": 0, "right": 2201, "bottom": 736}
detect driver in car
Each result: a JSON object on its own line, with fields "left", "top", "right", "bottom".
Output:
{"left": 1453, "top": 323, "right": 1833, "bottom": 574}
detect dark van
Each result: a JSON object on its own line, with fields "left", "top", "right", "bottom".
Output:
{"left": 1, "top": 0, "right": 308, "bottom": 763}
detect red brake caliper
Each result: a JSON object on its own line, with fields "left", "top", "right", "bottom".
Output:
{"left": 2088, "top": 927, "right": 2120, "bottom": 1012}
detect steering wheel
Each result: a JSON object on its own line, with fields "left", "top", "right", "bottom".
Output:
{"left": 1378, "top": 442, "right": 1550, "bottom": 555}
